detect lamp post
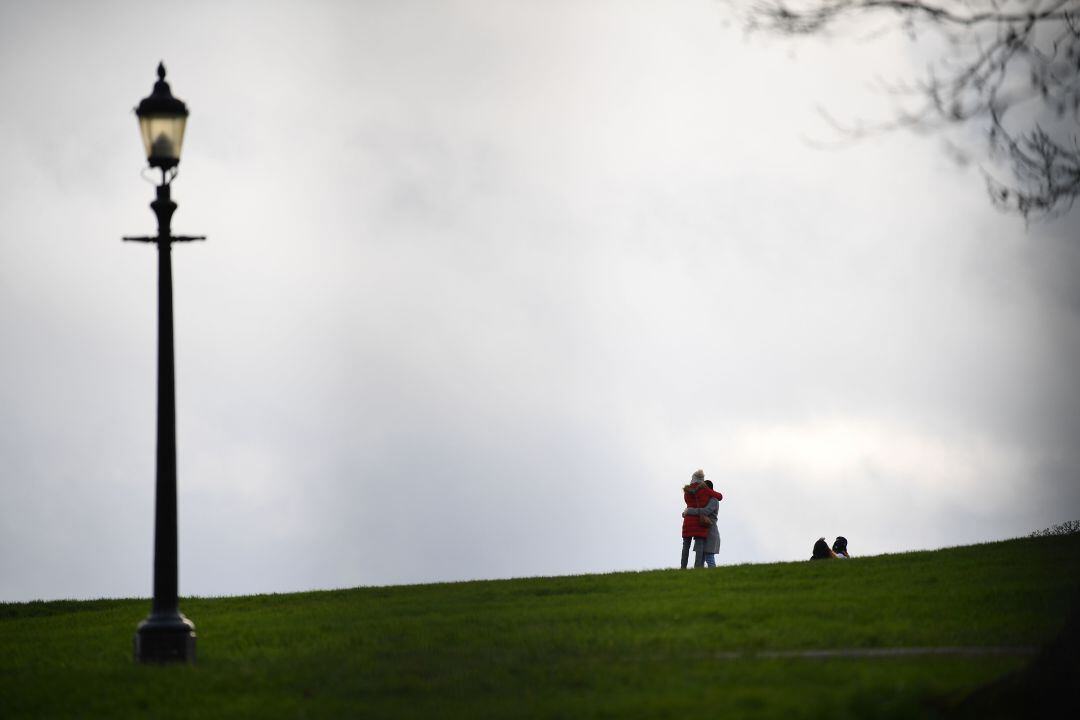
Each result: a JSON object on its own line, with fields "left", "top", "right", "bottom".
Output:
{"left": 125, "top": 62, "right": 203, "bottom": 664}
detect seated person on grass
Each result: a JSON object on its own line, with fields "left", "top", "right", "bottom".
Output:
{"left": 811, "top": 537, "right": 837, "bottom": 560}
{"left": 832, "top": 536, "right": 850, "bottom": 558}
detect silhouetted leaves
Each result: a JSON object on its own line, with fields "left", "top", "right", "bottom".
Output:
{"left": 1029, "top": 519, "right": 1080, "bottom": 537}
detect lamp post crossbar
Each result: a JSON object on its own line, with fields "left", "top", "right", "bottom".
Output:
{"left": 123, "top": 235, "right": 206, "bottom": 243}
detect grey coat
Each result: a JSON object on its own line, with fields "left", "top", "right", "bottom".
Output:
{"left": 686, "top": 497, "right": 720, "bottom": 555}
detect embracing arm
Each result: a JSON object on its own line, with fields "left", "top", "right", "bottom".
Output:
{"left": 685, "top": 497, "right": 719, "bottom": 516}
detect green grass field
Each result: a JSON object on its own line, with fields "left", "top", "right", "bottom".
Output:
{"left": 3, "top": 534, "right": 1078, "bottom": 719}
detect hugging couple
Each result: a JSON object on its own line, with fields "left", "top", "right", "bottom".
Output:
{"left": 681, "top": 469, "right": 723, "bottom": 569}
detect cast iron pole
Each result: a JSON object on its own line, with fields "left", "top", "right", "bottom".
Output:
{"left": 126, "top": 180, "right": 203, "bottom": 663}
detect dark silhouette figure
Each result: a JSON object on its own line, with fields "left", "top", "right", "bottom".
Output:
{"left": 811, "top": 537, "right": 837, "bottom": 560}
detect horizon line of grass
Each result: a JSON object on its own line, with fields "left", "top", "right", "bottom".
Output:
{"left": 5, "top": 531, "right": 1072, "bottom": 607}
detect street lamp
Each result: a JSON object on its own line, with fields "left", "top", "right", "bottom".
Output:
{"left": 124, "top": 62, "right": 204, "bottom": 664}
{"left": 136, "top": 62, "right": 188, "bottom": 174}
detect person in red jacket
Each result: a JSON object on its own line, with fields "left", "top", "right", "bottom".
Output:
{"left": 680, "top": 469, "right": 722, "bottom": 568}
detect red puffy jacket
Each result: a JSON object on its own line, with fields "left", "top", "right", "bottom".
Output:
{"left": 681, "top": 482, "right": 723, "bottom": 538}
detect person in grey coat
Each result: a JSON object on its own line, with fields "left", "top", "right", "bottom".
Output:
{"left": 684, "top": 479, "right": 722, "bottom": 567}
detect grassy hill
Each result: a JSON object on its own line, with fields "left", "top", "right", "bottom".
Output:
{"left": 2, "top": 534, "right": 1078, "bottom": 718}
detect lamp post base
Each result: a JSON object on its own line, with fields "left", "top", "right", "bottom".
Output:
{"left": 134, "top": 612, "right": 196, "bottom": 663}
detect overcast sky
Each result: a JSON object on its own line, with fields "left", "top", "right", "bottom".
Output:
{"left": 1, "top": 0, "right": 1078, "bottom": 603}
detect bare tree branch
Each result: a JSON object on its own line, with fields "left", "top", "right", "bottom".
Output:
{"left": 753, "top": 0, "right": 1075, "bottom": 33}
{"left": 746, "top": 0, "right": 1080, "bottom": 219}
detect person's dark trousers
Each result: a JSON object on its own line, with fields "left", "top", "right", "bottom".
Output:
{"left": 681, "top": 537, "right": 705, "bottom": 568}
